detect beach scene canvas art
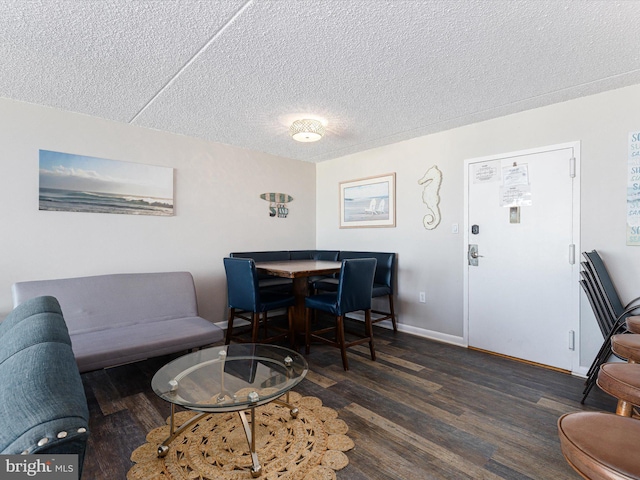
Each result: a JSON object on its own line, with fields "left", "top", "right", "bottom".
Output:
{"left": 39, "top": 150, "right": 174, "bottom": 216}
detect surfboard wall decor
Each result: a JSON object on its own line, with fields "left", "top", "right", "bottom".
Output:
{"left": 260, "top": 193, "right": 293, "bottom": 218}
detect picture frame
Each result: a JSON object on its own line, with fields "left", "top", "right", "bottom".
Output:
{"left": 39, "top": 149, "right": 174, "bottom": 216}
{"left": 339, "top": 173, "right": 396, "bottom": 228}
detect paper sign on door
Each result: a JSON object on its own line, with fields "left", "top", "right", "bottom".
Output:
{"left": 472, "top": 161, "right": 499, "bottom": 183}
{"left": 500, "top": 164, "right": 532, "bottom": 207}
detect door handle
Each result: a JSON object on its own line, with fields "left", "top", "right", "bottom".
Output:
{"left": 468, "top": 245, "right": 483, "bottom": 266}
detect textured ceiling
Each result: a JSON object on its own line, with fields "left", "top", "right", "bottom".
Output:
{"left": 1, "top": 0, "right": 640, "bottom": 162}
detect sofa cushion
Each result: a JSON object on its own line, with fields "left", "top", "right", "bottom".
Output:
{"left": 12, "top": 272, "right": 200, "bottom": 335}
{"left": 72, "top": 316, "right": 223, "bottom": 372}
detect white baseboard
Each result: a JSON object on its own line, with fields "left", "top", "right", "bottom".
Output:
{"left": 393, "top": 322, "right": 466, "bottom": 347}
{"left": 355, "top": 312, "right": 467, "bottom": 347}
{"left": 216, "top": 313, "right": 469, "bottom": 349}
{"left": 572, "top": 366, "right": 588, "bottom": 378}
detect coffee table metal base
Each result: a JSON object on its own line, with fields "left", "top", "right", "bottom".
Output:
{"left": 157, "top": 396, "right": 299, "bottom": 478}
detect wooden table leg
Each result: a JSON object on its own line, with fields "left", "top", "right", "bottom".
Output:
{"left": 291, "top": 277, "right": 309, "bottom": 333}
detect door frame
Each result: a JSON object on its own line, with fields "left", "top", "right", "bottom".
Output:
{"left": 462, "top": 141, "right": 581, "bottom": 374}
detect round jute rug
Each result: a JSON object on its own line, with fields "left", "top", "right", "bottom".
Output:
{"left": 127, "top": 391, "right": 354, "bottom": 480}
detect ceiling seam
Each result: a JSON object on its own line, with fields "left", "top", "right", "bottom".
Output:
{"left": 128, "top": 0, "right": 254, "bottom": 124}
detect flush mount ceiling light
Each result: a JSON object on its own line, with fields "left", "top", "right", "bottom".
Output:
{"left": 289, "top": 119, "right": 325, "bottom": 142}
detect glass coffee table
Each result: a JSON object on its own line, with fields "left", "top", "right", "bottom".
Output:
{"left": 151, "top": 343, "right": 308, "bottom": 477}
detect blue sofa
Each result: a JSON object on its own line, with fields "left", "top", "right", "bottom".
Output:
{"left": 229, "top": 250, "right": 396, "bottom": 330}
{"left": 0, "top": 296, "right": 89, "bottom": 474}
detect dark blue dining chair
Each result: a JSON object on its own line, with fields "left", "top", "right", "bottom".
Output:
{"left": 304, "top": 258, "right": 377, "bottom": 370}
{"left": 313, "top": 251, "right": 397, "bottom": 332}
{"left": 229, "top": 251, "right": 293, "bottom": 293}
{"left": 223, "top": 257, "right": 295, "bottom": 346}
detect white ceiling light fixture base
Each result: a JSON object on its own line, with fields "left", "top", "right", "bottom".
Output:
{"left": 290, "top": 119, "right": 325, "bottom": 142}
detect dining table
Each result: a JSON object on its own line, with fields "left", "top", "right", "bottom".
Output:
{"left": 254, "top": 260, "right": 341, "bottom": 332}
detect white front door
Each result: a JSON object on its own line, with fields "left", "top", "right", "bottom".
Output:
{"left": 464, "top": 142, "right": 580, "bottom": 371}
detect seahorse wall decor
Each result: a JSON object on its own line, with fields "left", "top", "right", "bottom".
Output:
{"left": 260, "top": 193, "right": 293, "bottom": 218}
{"left": 418, "top": 165, "right": 442, "bottom": 230}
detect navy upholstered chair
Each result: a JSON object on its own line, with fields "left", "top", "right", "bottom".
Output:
{"left": 229, "top": 251, "right": 293, "bottom": 293}
{"left": 304, "top": 258, "right": 377, "bottom": 370}
{"left": 313, "top": 251, "right": 397, "bottom": 331}
{"left": 223, "top": 257, "right": 295, "bottom": 346}
{"left": 289, "top": 250, "right": 340, "bottom": 261}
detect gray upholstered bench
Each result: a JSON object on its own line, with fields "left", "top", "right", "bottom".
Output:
{"left": 12, "top": 272, "right": 224, "bottom": 373}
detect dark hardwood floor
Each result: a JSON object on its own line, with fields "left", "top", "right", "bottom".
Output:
{"left": 80, "top": 322, "right": 616, "bottom": 479}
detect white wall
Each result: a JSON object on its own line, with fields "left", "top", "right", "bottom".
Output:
{"left": 0, "top": 98, "right": 316, "bottom": 321}
{"left": 316, "top": 84, "right": 640, "bottom": 370}
{"left": 5, "top": 84, "right": 640, "bottom": 372}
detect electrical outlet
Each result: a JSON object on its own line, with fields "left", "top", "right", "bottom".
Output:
{"left": 419, "top": 292, "right": 426, "bottom": 303}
